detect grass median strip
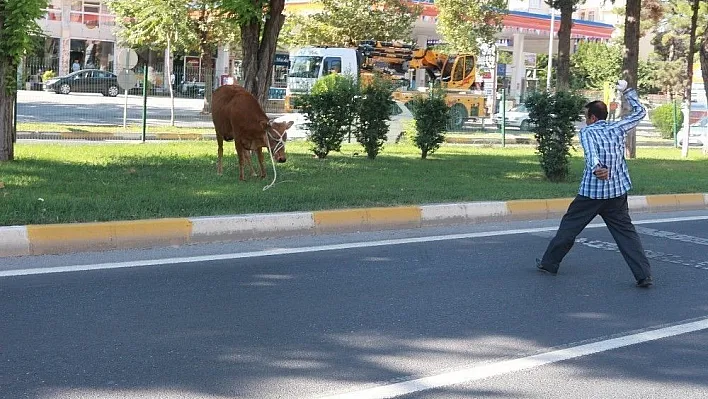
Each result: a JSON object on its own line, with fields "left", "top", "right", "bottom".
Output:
{"left": 0, "top": 141, "right": 706, "bottom": 226}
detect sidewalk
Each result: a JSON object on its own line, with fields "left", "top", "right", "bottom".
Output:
{"left": 2, "top": 193, "right": 706, "bottom": 258}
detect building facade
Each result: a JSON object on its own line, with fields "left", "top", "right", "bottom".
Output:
{"left": 34, "top": 0, "right": 117, "bottom": 76}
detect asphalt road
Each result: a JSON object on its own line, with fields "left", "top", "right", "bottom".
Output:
{"left": 17, "top": 90, "right": 216, "bottom": 128}
{"left": 2, "top": 210, "right": 708, "bottom": 398}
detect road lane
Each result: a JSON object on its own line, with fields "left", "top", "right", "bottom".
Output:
{"left": 2, "top": 213, "right": 708, "bottom": 398}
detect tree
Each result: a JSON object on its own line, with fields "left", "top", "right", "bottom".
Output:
{"left": 621, "top": 0, "right": 642, "bottom": 159}
{"left": 681, "top": 0, "right": 701, "bottom": 158}
{"left": 525, "top": 90, "right": 586, "bottom": 182}
{"left": 109, "top": 0, "right": 198, "bottom": 125}
{"left": 0, "top": 0, "right": 47, "bottom": 162}
{"left": 435, "top": 0, "right": 506, "bottom": 54}
{"left": 281, "top": 0, "right": 420, "bottom": 48}
{"left": 224, "top": 0, "right": 287, "bottom": 106}
{"left": 410, "top": 88, "right": 449, "bottom": 159}
{"left": 570, "top": 41, "right": 623, "bottom": 90}
{"left": 296, "top": 74, "right": 358, "bottom": 159}
{"left": 109, "top": 0, "right": 239, "bottom": 114}
{"left": 651, "top": 58, "right": 686, "bottom": 100}
{"left": 356, "top": 75, "right": 395, "bottom": 159}
{"left": 547, "top": 0, "right": 581, "bottom": 91}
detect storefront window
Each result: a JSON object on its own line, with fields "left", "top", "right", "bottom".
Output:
{"left": 71, "top": 39, "right": 115, "bottom": 71}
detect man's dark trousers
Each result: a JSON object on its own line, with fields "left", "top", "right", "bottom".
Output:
{"left": 540, "top": 194, "right": 652, "bottom": 281}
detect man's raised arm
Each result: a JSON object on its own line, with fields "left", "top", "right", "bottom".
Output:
{"left": 613, "top": 80, "right": 646, "bottom": 135}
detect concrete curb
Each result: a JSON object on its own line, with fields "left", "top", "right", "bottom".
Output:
{"left": 1, "top": 193, "right": 707, "bottom": 257}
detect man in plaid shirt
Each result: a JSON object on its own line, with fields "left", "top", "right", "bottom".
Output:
{"left": 536, "top": 80, "right": 653, "bottom": 288}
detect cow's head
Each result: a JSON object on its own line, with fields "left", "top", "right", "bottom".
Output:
{"left": 265, "top": 120, "right": 294, "bottom": 163}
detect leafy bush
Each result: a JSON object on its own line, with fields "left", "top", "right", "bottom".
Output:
{"left": 650, "top": 102, "right": 683, "bottom": 139}
{"left": 296, "top": 74, "right": 358, "bottom": 159}
{"left": 525, "top": 91, "right": 586, "bottom": 182}
{"left": 409, "top": 87, "right": 449, "bottom": 159}
{"left": 42, "top": 70, "right": 56, "bottom": 82}
{"left": 355, "top": 75, "right": 394, "bottom": 159}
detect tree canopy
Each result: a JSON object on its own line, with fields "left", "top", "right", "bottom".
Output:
{"left": 281, "top": 0, "right": 421, "bottom": 47}
{"left": 435, "top": 0, "right": 506, "bottom": 54}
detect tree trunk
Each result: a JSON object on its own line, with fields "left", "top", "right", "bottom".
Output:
{"left": 0, "top": 60, "right": 16, "bottom": 162}
{"left": 167, "top": 39, "right": 175, "bottom": 126}
{"left": 700, "top": 27, "right": 708, "bottom": 104}
{"left": 700, "top": 28, "right": 708, "bottom": 154}
{"left": 622, "top": 0, "right": 641, "bottom": 159}
{"left": 241, "top": 0, "right": 286, "bottom": 108}
{"left": 201, "top": 48, "right": 213, "bottom": 114}
{"left": 241, "top": 22, "right": 261, "bottom": 98}
{"left": 555, "top": 1, "right": 573, "bottom": 91}
{"left": 681, "top": 0, "right": 700, "bottom": 158}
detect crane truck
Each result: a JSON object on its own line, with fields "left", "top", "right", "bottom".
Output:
{"left": 285, "top": 41, "right": 487, "bottom": 128}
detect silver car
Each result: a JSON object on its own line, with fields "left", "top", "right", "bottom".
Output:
{"left": 679, "top": 116, "right": 708, "bottom": 146}
{"left": 493, "top": 104, "right": 534, "bottom": 131}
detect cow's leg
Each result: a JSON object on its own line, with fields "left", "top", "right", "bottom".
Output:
{"left": 256, "top": 148, "right": 267, "bottom": 179}
{"left": 216, "top": 135, "right": 224, "bottom": 175}
{"left": 235, "top": 143, "right": 246, "bottom": 181}
{"left": 247, "top": 150, "right": 258, "bottom": 177}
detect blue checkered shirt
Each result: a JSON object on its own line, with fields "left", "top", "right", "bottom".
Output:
{"left": 578, "top": 89, "right": 646, "bottom": 199}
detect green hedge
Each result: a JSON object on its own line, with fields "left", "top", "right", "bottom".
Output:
{"left": 650, "top": 103, "right": 683, "bottom": 139}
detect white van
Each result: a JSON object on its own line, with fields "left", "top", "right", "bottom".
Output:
{"left": 286, "top": 47, "right": 360, "bottom": 100}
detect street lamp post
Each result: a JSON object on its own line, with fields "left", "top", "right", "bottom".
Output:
{"left": 547, "top": 8, "right": 556, "bottom": 91}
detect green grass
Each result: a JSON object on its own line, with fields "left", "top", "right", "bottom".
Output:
{"left": 1, "top": 141, "right": 706, "bottom": 226}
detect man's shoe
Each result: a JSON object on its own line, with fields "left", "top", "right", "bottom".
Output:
{"left": 536, "top": 258, "right": 557, "bottom": 275}
{"left": 636, "top": 276, "right": 653, "bottom": 288}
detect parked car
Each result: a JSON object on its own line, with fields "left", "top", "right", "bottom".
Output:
{"left": 44, "top": 69, "right": 121, "bottom": 97}
{"left": 493, "top": 104, "right": 534, "bottom": 131}
{"left": 678, "top": 116, "right": 708, "bottom": 146}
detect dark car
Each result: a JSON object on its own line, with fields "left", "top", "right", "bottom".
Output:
{"left": 44, "top": 69, "right": 121, "bottom": 97}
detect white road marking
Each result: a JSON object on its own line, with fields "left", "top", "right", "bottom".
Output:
{"left": 2, "top": 215, "right": 708, "bottom": 278}
{"left": 320, "top": 317, "right": 708, "bottom": 399}
{"left": 573, "top": 237, "right": 708, "bottom": 270}
{"left": 637, "top": 226, "right": 708, "bottom": 246}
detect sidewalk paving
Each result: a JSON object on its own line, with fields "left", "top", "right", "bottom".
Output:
{"left": 2, "top": 193, "right": 706, "bottom": 258}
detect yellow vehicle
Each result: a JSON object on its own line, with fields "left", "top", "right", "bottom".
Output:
{"left": 286, "top": 41, "right": 486, "bottom": 127}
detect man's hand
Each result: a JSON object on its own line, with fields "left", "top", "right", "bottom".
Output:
{"left": 593, "top": 165, "right": 610, "bottom": 180}
{"left": 616, "top": 79, "right": 628, "bottom": 93}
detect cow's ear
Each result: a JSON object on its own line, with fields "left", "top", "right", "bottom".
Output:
{"left": 285, "top": 121, "right": 294, "bottom": 129}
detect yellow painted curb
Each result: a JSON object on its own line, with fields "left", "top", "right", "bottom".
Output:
{"left": 645, "top": 194, "right": 679, "bottom": 209}
{"left": 506, "top": 199, "right": 549, "bottom": 216}
{"left": 313, "top": 207, "right": 421, "bottom": 232}
{"left": 674, "top": 193, "right": 706, "bottom": 209}
{"left": 545, "top": 198, "right": 573, "bottom": 213}
{"left": 27, "top": 218, "right": 192, "bottom": 255}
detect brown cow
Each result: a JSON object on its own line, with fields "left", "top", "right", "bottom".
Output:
{"left": 211, "top": 85, "right": 293, "bottom": 180}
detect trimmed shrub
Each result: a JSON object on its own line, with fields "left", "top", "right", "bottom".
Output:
{"left": 409, "top": 87, "right": 449, "bottom": 159}
{"left": 525, "top": 90, "right": 586, "bottom": 182}
{"left": 42, "top": 70, "right": 56, "bottom": 82}
{"left": 650, "top": 102, "right": 683, "bottom": 139}
{"left": 355, "top": 74, "right": 395, "bottom": 159}
{"left": 296, "top": 74, "right": 358, "bottom": 159}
